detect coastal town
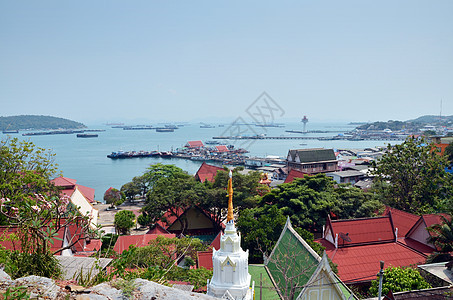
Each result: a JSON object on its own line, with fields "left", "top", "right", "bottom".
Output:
{"left": 1, "top": 115, "right": 453, "bottom": 299}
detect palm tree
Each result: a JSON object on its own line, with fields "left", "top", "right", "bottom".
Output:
{"left": 426, "top": 214, "right": 453, "bottom": 263}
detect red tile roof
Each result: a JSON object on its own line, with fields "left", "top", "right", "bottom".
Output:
{"left": 324, "top": 242, "right": 427, "bottom": 283}
{"left": 383, "top": 207, "right": 419, "bottom": 237}
{"left": 186, "top": 141, "right": 204, "bottom": 148}
{"left": 398, "top": 238, "right": 436, "bottom": 256}
{"left": 197, "top": 251, "right": 213, "bottom": 270}
{"left": 210, "top": 231, "right": 222, "bottom": 251}
{"left": 113, "top": 233, "right": 176, "bottom": 254}
{"left": 284, "top": 169, "right": 308, "bottom": 183}
{"left": 215, "top": 145, "right": 229, "bottom": 152}
{"left": 52, "top": 177, "right": 96, "bottom": 203}
{"left": 52, "top": 177, "right": 77, "bottom": 188}
{"left": 195, "top": 162, "right": 223, "bottom": 183}
{"left": 84, "top": 239, "right": 102, "bottom": 252}
{"left": 147, "top": 223, "right": 171, "bottom": 235}
{"left": 328, "top": 215, "right": 395, "bottom": 246}
{"left": 422, "top": 214, "right": 450, "bottom": 228}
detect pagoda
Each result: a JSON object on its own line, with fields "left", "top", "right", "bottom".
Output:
{"left": 207, "top": 170, "right": 254, "bottom": 300}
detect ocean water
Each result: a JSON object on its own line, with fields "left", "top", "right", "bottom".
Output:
{"left": 3, "top": 122, "right": 399, "bottom": 201}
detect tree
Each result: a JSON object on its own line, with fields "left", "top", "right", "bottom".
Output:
{"left": 445, "top": 142, "right": 453, "bottom": 164}
{"left": 0, "top": 137, "right": 100, "bottom": 278}
{"left": 369, "top": 266, "right": 431, "bottom": 296}
{"left": 120, "top": 182, "right": 141, "bottom": 202}
{"left": 114, "top": 210, "right": 136, "bottom": 235}
{"left": 426, "top": 214, "right": 453, "bottom": 262}
{"left": 260, "top": 174, "right": 381, "bottom": 233}
{"left": 104, "top": 187, "right": 123, "bottom": 208}
{"left": 198, "top": 168, "right": 262, "bottom": 229}
{"left": 371, "top": 137, "right": 452, "bottom": 214}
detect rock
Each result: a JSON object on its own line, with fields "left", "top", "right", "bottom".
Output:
{"left": 0, "top": 269, "right": 12, "bottom": 282}
{"left": 89, "top": 282, "right": 123, "bottom": 300}
{"left": 133, "top": 278, "right": 216, "bottom": 300}
{"left": 13, "top": 275, "right": 64, "bottom": 299}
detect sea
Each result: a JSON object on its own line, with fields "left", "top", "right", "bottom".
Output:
{"left": 2, "top": 122, "right": 400, "bottom": 202}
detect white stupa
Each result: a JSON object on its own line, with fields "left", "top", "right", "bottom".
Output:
{"left": 207, "top": 171, "right": 254, "bottom": 300}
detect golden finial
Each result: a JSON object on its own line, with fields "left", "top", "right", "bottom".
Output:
{"left": 227, "top": 170, "right": 234, "bottom": 223}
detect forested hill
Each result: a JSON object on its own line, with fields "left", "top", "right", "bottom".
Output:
{"left": 0, "top": 115, "right": 86, "bottom": 131}
{"left": 356, "top": 115, "right": 453, "bottom": 131}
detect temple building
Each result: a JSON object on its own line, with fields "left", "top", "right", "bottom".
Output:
{"left": 207, "top": 171, "right": 254, "bottom": 300}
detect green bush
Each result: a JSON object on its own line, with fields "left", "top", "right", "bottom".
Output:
{"left": 369, "top": 266, "right": 431, "bottom": 296}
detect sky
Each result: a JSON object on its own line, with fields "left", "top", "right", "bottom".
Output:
{"left": 1, "top": 1, "right": 452, "bottom": 124}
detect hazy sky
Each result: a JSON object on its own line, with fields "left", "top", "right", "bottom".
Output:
{"left": 1, "top": 1, "right": 452, "bottom": 124}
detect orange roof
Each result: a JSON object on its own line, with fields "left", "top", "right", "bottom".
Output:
{"left": 195, "top": 162, "right": 223, "bottom": 183}
{"left": 186, "top": 141, "right": 204, "bottom": 148}
{"left": 383, "top": 206, "right": 419, "bottom": 236}
{"left": 113, "top": 233, "right": 176, "bottom": 254}
{"left": 52, "top": 177, "right": 77, "bottom": 188}
{"left": 215, "top": 145, "right": 229, "bottom": 152}
{"left": 284, "top": 169, "right": 308, "bottom": 183}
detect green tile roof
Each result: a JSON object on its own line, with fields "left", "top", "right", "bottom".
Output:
{"left": 265, "top": 219, "right": 320, "bottom": 299}
{"left": 249, "top": 264, "right": 280, "bottom": 300}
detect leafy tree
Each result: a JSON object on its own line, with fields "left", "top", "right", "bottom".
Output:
{"left": 445, "top": 142, "right": 453, "bottom": 164}
{"left": 120, "top": 182, "right": 141, "bottom": 202}
{"left": 0, "top": 137, "right": 100, "bottom": 278}
{"left": 198, "top": 168, "right": 262, "bottom": 229}
{"left": 104, "top": 187, "right": 123, "bottom": 208}
{"left": 426, "top": 214, "right": 453, "bottom": 262}
{"left": 143, "top": 163, "right": 189, "bottom": 191}
{"left": 371, "top": 137, "right": 452, "bottom": 214}
{"left": 260, "top": 174, "right": 381, "bottom": 233}
{"left": 144, "top": 176, "right": 205, "bottom": 233}
{"left": 369, "top": 266, "right": 431, "bottom": 296}
{"left": 114, "top": 210, "right": 136, "bottom": 235}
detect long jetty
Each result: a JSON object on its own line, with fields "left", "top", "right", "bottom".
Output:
{"left": 213, "top": 136, "right": 405, "bottom": 141}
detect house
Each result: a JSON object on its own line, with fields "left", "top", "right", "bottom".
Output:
{"left": 380, "top": 285, "right": 453, "bottom": 300}
{"left": 196, "top": 231, "right": 223, "bottom": 270}
{"left": 264, "top": 217, "right": 357, "bottom": 299}
{"left": 405, "top": 213, "right": 451, "bottom": 252}
{"left": 162, "top": 206, "right": 221, "bottom": 237}
{"left": 0, "top": 218, "right": 99, "bottom": 257}
{"left": 287, "top": 148, "right": 338, "bottom": 174}
{"left": 113, "top": 233, "right": 176, "bottom": 254}
{"left": 315, "top": 212, "right": 435, "bottom": 284}
{"left": 194, "top": 162, "right": 223, "bottom": 183}
{"left": 52, "top": 177, "right": 99, "bottom": 228}
{"left": 325, "top": 170, "right": 366, "bottom": 184}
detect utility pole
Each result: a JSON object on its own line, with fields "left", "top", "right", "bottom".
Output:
{"left": 377, "top": 260, "right": 385, "bottom": 300}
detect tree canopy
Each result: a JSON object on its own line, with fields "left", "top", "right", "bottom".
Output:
{"left": 371, "top": 137, "right": 452, "bottom": 214}
{"left": 114, "top": 210, "right": 136, "bottom": 235}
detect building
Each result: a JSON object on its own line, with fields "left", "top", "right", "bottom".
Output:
{"left": 207, "top": 171, "right": 254, "bottom": 299}
{"left": 265, "top": 217, "right": 357, "bottom": 299}
{"left": 325, "top": 170, "right": 366, "bottom": 184}
{"left": 283, "top": 169, "right": 308, "bottom": 184}
{"left": 315, "top": 211, "right": 439, "bottom": 284}
{"left": 113, "top": 233, "right": 176, "bottom": 254}
{"left": 52, "top": 177, "right": 99, "bottom": 228}
{"left": 287, "top": 148, "right": 338, "bottom": 174}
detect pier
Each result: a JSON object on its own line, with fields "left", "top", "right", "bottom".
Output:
{"left": 213, "top": 136, "right": 405, "bottom": 141}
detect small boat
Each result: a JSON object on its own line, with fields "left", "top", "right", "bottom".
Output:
{"left": 2, "top": 130, "right": 19, "bottom": 134}
{"left": 77, "top": 133, "right": 98, "bottom": 138}
{"left": 159, "top": 151, "right": 173, "bottom": 158}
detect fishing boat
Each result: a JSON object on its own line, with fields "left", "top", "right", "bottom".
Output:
{"left": 159, "top": 151, "right": 173, "bottom": 158}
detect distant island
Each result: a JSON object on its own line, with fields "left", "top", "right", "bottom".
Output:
{"left": 355, "top": 115, "right": 453, "bottom": 131}
{"left": 0, "top": 115, "right": 86, "bottom": 131}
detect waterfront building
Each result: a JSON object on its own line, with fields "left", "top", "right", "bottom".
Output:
{"left": 207, "top": 171, "right": 254, "bottom": 299}
{"left": 286, "top": 148, "right": 338, "bottom": 174}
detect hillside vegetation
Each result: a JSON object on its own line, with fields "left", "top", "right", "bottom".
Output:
{"left": 0, "top": 115, "right": 86, "bottom": 131}
{"left": 356, "top": 115, "right": 453, "bottom": 131}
